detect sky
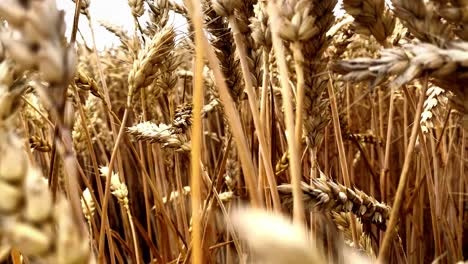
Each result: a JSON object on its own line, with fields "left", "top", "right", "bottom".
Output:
{"left": 55, "top": 0, "right": 391, "bottom": 49}
{"left": 57, "top": 0, "right": 136, "bottom": 49}
{"left": 56, "top": 0, "right": 187, "bottom": 49}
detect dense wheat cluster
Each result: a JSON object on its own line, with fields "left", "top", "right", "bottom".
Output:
{"left": 0, "top": 0, "right": 466, "bottom": 263}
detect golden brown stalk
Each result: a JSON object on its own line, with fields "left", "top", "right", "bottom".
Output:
{"left": 327, "top": 76, "right": 359, "bottom": 244}
{"left": 378, "top": 77, "right": 427, "bottom": 261}
{"left": 343, "top": 0, "right": 395, "bottom": 46}
{"left": 72, "top": 0, "right": 90, "bottom": 16}
{"left": 275, "top": 0, "right": 321, "bottom": 149}
{"left": 187, "top": 0, "right": 205, "bottom": 262}
{"left": 190, "top": 3, "right": 261, "bottom": 207}
{"left": 268, "top": 0, "right": 304, "bottom": 224}
{"left": 276, "top": 0, "right": 337, "bottom": 181}
{"left": 214, "top": 0, "right": 281, "bottom": 211}
{"left": 99, "top": 167, "right": 140, "bottom": 264}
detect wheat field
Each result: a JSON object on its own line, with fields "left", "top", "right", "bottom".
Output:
{"left": 0, "top": 0, "right": 466, "bottom": 263}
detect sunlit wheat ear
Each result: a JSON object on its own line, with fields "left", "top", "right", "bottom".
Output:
{"left": 99, "top": 166, "right": 141, "bottom": 262}
{"left": 230, "top": 207, "right": 326, "bottom": 264}
{"left": 99, "top": 166, "right": 128, "bottom": 206}
{"left": 420, "top": 86, "right": 446, "bottom": 133}
{"left": 81, "top": 188, "right": 95, "bottom": 235}
{"left": 127, "top": 122, "right": 191, "bottom": 151}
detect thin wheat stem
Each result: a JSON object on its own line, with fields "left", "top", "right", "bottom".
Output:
{"left": 188, "top": 0, "right": 208, "bottom": 263}
{"left": 126, "top": 209, "right": 141, "bottom": 264}
{"left": 326, "top": 76, "right": 359, "bottom": 245}
{"left": 194, "top": 10, "right": 261, "bottom": 207}
{"left": 291, "top": 42, "right": 305, "bottom": 150}
{"left": 378, "top": 79, "right": 428, "bottom": 260}
{"left": 259, "top": 49, "right": 272, "bottom": 203}
{"left": 381, "top": 91, "right": 396, "bottom": 202}
{"left": 85, "top": 15, "right": 119, "bottom": 264}
{"left": 228, "top": 16, "right": 281, "bottom": 212}
{"left": 268, "top": 1, "right": 304, "bottom": 225}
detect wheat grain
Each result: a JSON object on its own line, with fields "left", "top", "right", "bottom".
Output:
{"left": 278, "top": 177, "right": 390, "bottom": 229}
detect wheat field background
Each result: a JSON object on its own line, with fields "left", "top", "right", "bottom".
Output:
{"left": 0, "top": 0, "right": 466, "bottom": 263}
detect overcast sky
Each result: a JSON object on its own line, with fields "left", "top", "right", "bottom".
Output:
{"left": 56, "top": 0, "right": 384, "bottom": 49}
{"left": 56, "top": 0, "right": 187, "bottom": 49}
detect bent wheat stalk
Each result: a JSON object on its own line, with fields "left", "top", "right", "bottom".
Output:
{"left": 278, "top": 177, "right": 391, "bottom": 230}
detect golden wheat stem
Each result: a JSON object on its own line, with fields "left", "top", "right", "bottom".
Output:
{"left": 126, "top": 209, "right": 141, "bottom": 264}
{"left": 378, "top": 79, "right": 427, "bottom": 261}
{"left": 402, "top": 85, "right": 443, "bottom": 258}
{"left": 85, "top": 15, "right": 120, "bottom": 264}
{"left": 381, "top": 91, "right": 396, "bottom": 202}
{"left": 71, "top": 0, "right": 82, "bottom": 43}
{"left": 260, "top": 49, "right": 271, "bottom": 149}
{"left": 268, "top": 1, "right": 304, "bottom": 225}
{"left": 291, "top": 42, "right": 305, "bottom": 151}
{"left": 187, "top": 5, "right": 261, "bottom": 207}
{"left": 97, "top": 109, "right": 128, "bottom": 261}
{"left": 259, "top": 49, "right": 272, "bottom": 202}
{"left": 189, "top": 0, "right": 207, "bottom": 263}
{"left": 326, "top": 76, "right": 359, "bottom": 245}
{"left": 458, "top": 130, "right": 465, "bottom": 252}
{"left": 228, "top": 16, "right": 281, "bottom": 211}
